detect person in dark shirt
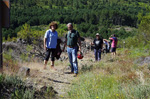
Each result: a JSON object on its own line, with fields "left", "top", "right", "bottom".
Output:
{"left": 91, "top": 33, "right": 103, "bottom": 61}
{"left": 63, "top": 23, "right": 81, "bottom": 77}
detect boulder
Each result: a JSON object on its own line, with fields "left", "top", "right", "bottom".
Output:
{"left": 135, "top": 56, "right": 150, "bottom": 66}
{"left": 18, "top": 67, "right": 30, "bottom": 76}
{"left": 143, "top": 57, "right": 150, "bottom": 64}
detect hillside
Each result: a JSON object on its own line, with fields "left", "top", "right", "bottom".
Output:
{"left": 1, "top": 0, "right": 150, "bottom": 98}
{"left": 3, "top": 0, "right": 150, "bottom": 39}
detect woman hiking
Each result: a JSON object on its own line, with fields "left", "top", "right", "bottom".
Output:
{"left": 43, "top": 22, "right": 58, "bottom": 70}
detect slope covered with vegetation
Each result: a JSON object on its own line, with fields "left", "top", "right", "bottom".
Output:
{"left": 2, "top": 0, "right": 150, "bottom": 39}
{"left": 1, "top": 0, "right": 150, "bottom": 98}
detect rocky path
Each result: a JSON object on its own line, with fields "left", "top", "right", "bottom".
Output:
{"left": 23, "top": 52, "right": 94, "bottom": 98}
{"left": 24, "top": 62, "right": 73, "bottom": 98}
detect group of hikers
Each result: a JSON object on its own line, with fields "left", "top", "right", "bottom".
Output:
{"left": 43, "top": 21, "right": 118, "bottom": 77}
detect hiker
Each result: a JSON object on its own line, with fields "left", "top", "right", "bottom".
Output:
{"left": 103, "top": 39, "right": 109, "bottom": 53}
{"left": 91, "top": 33, "right": 103, "bottom": 61}
{"left": 43, "top": 22, "right": 58, "bottom": 70}
{"left": 109, "top": 34, "right": 118, "bottom": 56}
{"left": 103, "top": 39, "right": 110, "bottom": 53}
{"left": 63, "top": 23, "right": 81, "bottom": 77}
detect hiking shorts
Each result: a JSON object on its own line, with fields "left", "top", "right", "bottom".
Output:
{"left": 45, "top": 48, "right": 56, "bottom": 61}
{"left": 111, "top": 47, "right": 116, "bottom": 52}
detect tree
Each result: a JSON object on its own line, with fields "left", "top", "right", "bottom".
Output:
{"left": 138, "top": 15, "right": 150, "bottom": 45}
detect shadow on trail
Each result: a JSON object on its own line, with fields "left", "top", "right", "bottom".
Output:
{"left": 64, "top": 72, "right": 73, "bottom": 74}
{"left": 48, "top": 78, "right": 71, "bottom": 84}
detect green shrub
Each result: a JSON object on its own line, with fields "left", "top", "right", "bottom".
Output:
{"left": 0, "top": 74, "right": 4, "bottom": 83}
{"left": 121, "top": 80, "right": 150, "bottom": 99}
{"left": 0, "top": 75, "right": 57, "bottom": 99}
{"left": 11, "top": 89, "right": 35, "bottom": 99}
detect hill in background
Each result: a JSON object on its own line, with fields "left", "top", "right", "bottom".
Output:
{"left": 2, "top": 0, "right": 150, "bottom": 39}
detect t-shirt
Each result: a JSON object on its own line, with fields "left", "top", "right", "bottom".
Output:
{"left": 110, "top": 37, "right": 118, "bottom": 48}
{"left": 44, "top": 29, "right": 58, "bottom": 49}
{"left": 93, "top": 38, "right": 103, "bottom": 50}
{"left": 66, "top": 30, "right": 80, "bottom": 47}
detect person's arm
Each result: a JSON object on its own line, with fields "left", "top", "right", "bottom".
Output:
{"left": 44, "top": 31, "right": 48, "bottom": 51}
{"left": 63, "top": 39, "right": 67, "bottom": 52}
{"left": 63, "top": 34, "right": 67, "bottom": 52}
{"left": 78, "top": 37, "right": 81, "bottom": 51}
{"left": 109, "top": 35, "right": 113, "bottom": 40}
{"left": 101, "top": 39, "right": 103, "bottom": 51}
{"left": 91, "top": 43, "right": 94, "bottom": 45}
{"left": 44, "top": 38, "right": 47, "bottom": 51}
{"left": 103, "top": 39, "right": 108, "bottom": 42}
{"left": 91, "top": 39, "right": 95, "bottom": 45}
{"left": 109, "top": 37, "right": 112, "bottom": 40}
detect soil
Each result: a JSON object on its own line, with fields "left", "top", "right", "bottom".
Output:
{"left": 22, "top": 52, "right": 95, "bottom": 98}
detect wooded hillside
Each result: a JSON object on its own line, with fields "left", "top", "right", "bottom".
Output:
{"left": 3, "top": 0, "right": 150, "bottom": 39}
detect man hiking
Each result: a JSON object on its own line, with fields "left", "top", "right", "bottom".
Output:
{"left": 91, "top": 33, "right": 103, "bottom": 61}
{"left": 109, "top": 34, "right": 118, "bottom": 57}
{"left": 63, "top": 23, "right": 81, "bottom": 77}
{"left": 43, "top": 22, "right": 58, "bottom": 70}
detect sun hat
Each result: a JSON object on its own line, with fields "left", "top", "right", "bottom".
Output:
{"left": 96, "top": 33, "right": 100, "bottom": 36}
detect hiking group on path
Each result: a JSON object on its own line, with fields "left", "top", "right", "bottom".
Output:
{"left": 43, "top": 21, "right": 118, "bottom": 77}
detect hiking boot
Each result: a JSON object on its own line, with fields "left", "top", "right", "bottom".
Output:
{"left": 73, "top": 74, "right": 78, "bottom": 77}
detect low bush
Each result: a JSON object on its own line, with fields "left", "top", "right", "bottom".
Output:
{"left": 0, "top": 74, "right": 57, "bottom": 99}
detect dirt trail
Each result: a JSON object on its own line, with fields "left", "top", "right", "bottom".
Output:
{"left": 24, "top": 52, "right": 94, "bottom": 98}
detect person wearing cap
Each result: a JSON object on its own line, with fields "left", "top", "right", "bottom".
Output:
{"left": 91, "top": 33, "right": 103, "bottom": 61}
{"left": 43, "top": 21, "right": 58, "bottom": 70}
{"left": 63, "top": 23, "right": 81, "bottom": 77}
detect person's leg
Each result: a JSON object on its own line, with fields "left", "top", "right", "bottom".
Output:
{"left": 114, "top": 48, "right": 117, "bottom": 56}
{"left": 94, "top": 49, "right": 98, "bottom": 61}
{"left": 44, "top": 60, "right": 48, "bottom": 69}
{"left": 67, "top": 47, "right": 74, "bottom": 73}
{"left": 97, "top": 49, "right": 101, "bottom": 61}
{"left": 51, "top": 49, "right": 56, "bottom": 70}
{"left": 72, "top": 47, "right": 78, "bottom": 74}
{"left": 111, "top": 48, "right": 114, "bottom": 58}
{"left": 106, "top": 45, "right": 108, "bottom": 53}
{"left": 44, "top": 49, "right": 50, "bottom": 69}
